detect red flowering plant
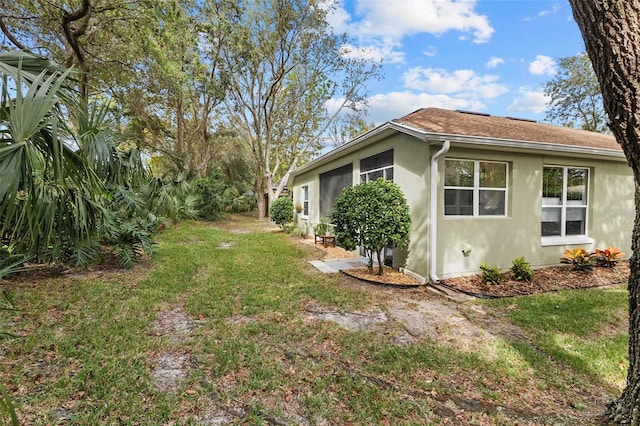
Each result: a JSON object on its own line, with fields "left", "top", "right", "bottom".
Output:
{"left": 592, "top": 247, "right": 625, "bottom": 268}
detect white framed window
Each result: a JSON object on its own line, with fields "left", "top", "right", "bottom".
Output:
{"left": 301, "top": 185, "right": 309, "bottom": 217}
{"left": 444, "top": 159, "right": 508, "bottom": 217}
{"left": 541, "top": 166, "right": 590, "bottom": 244}
{"left": 360, "top": 149, "right": 393, "bottom": 182}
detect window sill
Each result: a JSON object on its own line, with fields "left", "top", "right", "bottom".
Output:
{"left": 541, "top": 236, "right": 594, "bottom": 247}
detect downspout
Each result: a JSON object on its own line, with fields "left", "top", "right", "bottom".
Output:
{"left": 429, "top": 140, "right": 451, "bottom": 283}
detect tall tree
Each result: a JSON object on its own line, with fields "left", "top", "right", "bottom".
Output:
{"left": 543, "top": 52, "right": 608, "bottom": 133}
{"left": 123, "top": 0, "right": 231, "bottom": 179}
{"left": 326, "top": 112, "right": 376, "bottom": 148}
{"left": 568, "top": 1, "right": 640, "bottom": 423}
{"left": 0, "top": 0, "right": 150, "bottom": 101}
{"left": 217, "top": 0, "right": 380, "bottom": 219}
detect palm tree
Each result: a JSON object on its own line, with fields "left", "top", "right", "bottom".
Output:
{"left": 0, "top": 52, "right": 104, "bottom": 264}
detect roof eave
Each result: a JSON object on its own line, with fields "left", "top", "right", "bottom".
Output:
{"left": 421, "top": 131, "right": 626, "bottom": 160}
{"left": 291, "top": 121, "right": 626, "bottom": 178}
{"left": 290, "top": 122, "right": 412, "bottom": 177}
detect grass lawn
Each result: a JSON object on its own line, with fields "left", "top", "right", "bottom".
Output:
{"left": 0, "top": 214, "right": 629, "bottom": 425}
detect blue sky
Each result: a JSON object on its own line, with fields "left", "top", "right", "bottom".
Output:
{"left": 325, "top": 0, "right": 586, "bottom": 125}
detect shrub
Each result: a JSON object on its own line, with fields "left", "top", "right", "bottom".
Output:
{"left": 332, "top": 179, "right": 411, "bottom": 275}
{"left": 511, "top": 257, "right": 534, "bottom": 282}
{"left": 269, "top": 197, "right": 294, "bottom": 228}
{"left": 480, "top": 262, "right": 501, "bottom": 285}
{"left": 592, "top": 247, "right": 625, "bottom": 268}
{"left": 560, "top": 248, "right": 593, "bottom": 271}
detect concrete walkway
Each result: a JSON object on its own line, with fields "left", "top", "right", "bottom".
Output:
{"left": 308, "top": 257, "right": 371, "bottom": 274}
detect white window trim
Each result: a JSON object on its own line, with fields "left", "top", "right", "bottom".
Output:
{"left": 541, "top": 235, "right": 594, "bottom": 246}
{"left": 541, "top": 165, "right": 590, "bottom": 243}
{"left": 359, "top": 165, "right": 393, "bottom": 182}
{"left": 444, "top": 159, "right": 509, "bottom": 218}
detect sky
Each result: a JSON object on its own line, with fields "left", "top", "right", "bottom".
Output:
{"left": 325, "top": 0, "right": 586, "bottom": 125}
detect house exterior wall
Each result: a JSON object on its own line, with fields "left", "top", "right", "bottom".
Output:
{"left": 292, "top": 137, "right": 634, "bottom": 281}
{"left": 434, "top": 148, "right": 634, "bottom": 279}
{"left": 291, "top": 134, "right": 432, "bottom": 265}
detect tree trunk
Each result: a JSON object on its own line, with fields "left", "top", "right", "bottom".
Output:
{"left": 255, "top": 178, "right": 266, "bottom": 220}
{"left": 376, "top": 249, "right": 384, "bottom": 275}
{"left": 568, "top": 1, "right": 640, "bottom": 423}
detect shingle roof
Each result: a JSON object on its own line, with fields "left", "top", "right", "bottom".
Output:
{"left": 396, "top": 107, "right": 620, "bottom": 151}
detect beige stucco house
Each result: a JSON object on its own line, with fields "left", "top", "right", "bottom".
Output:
{"left": 290, "top": 108, "right": 634, "bottom": 282}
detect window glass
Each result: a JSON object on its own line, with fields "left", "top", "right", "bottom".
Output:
{"left": 480, "top": 162, "right": 506, "bottom": 188}
{"left": 360, "top": 149, "right": 393, "bottom": 172}
{"left": 445, "top": 160, "right": 473, "bottom": 187}
{"left": 479, "top": 190, "right": 506, "bottom": 215}
{"left": 566, "top": 207, "right": 586, "bottom": 235}
{"left": 567, "top": 168, "right": 587, "bottom": 205}
{"left": 444, "top": 159, "right": 508, "bottom": 217}
{"left": 302, "top": 186, "right": 309, "bottom": 216}
{"left": 541, "top": 207, "right": 562, "bottom": 236}
{"left": 542, "top": 167, "right": 563, "bottom": 199}
{"left": 541, "top": 166, "right": 589, "bottom": 237}
{"left": 445, "top": 189, "right": 473, "bottom": 216}
{"left": 359, "top": 149, "right": 393, "bottom": 182}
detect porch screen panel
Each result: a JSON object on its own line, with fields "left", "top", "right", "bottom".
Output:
{"left": 319, "top": 164, "right": 353, "bottom": 219}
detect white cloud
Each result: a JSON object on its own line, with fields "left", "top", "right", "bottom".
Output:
{"left": 402, "top": 67, "right": 509, "bottom": 99}
{"left": 326, "top": 0, "right": 494, "bottom": 63}
{"left": 423, "top": 45, "right": 437, "bottom": 57}
{"left": 340, "top": 42, "right": 404, "bottom": 63}
{"left": 507, "top": 90, "right": 550, "bottom": 114}
{"left": 529, "top": 55, "right": 557, "bottom": 75}
{"left": 486, "top": 56, "right": 504, "bottom": 69}
{"left": 327, "top": 91, "right": 485, "bottom": 126}
{"left": 352, "top": 0, "right": 494, "bottom": 43}
{"left": 366, "top": 91, "right": 485, "bottom": 124}
{"left": 523, "top": 3, "right": 561, "bottom": 21}
{"left": 538, "top": 4, "right": 561, "bottom": 17}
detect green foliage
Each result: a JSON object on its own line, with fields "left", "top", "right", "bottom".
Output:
{"left": 332, "top": 179, "right": 411, "bottom": 275}
{"left": 0, "top": 269, "right": 18, "bottom": 425}
{"left": 511, "top": 257, "right": 534, "bottom": 282}
{"left": 592, "top": 247, "right": 625, "bottom": 268}
{"left": 192, "top": 174, "right": 255, "bottom": 221}
{"left": 560, "top": 248, "right": 593, "bottom": 271}
{"left": 543, "top": 52, "right": 608, "bottom": 133}
{"left": 269, "top": 197, "right": 294, "bottom": 228}
{"left": 480, "top": 262, "right": 502, "bottom": 285}
{"left": 0, "top": 381, "right": 18, "bottom": 426}
{"left": 313, "top": 217, "right": 332, "bottom": 236}
{"left": 0, "top": 53, "right": 175, "bottom": 269}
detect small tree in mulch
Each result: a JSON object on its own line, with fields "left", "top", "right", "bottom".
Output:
{"left": 332, "top": 179, "right": 411, "bottom": 276}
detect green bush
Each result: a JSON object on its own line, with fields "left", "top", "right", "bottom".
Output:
{"left": 192, "top": 175, "right": 255, "bottom": 221}
{"left": 511, "top": 257, "right": 534, "bottom": 282}
{"left": 270, "top": 197, "right": 294, "bottom": 228}
{"left": 332, "top": 179, "right": 411, "bottom": 276}
{"left": 480, "top": 262, "right": 501, "bottom": 285}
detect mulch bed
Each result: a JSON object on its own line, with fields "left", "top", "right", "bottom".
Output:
{"left": 342, "top": 266, "right": 423, "bottom": 287}
{"left": 440, "top": 261, "right": 629, "bottom": 298}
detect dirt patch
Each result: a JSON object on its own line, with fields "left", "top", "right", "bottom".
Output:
{"left": 305, "top": 302, "right": 388, "bottom": 332}
{"left": 151, "top": 305, "right": 196, "bottom": 393}
{"left": 151, "top": 352, "right": 194, "bottom": 393}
